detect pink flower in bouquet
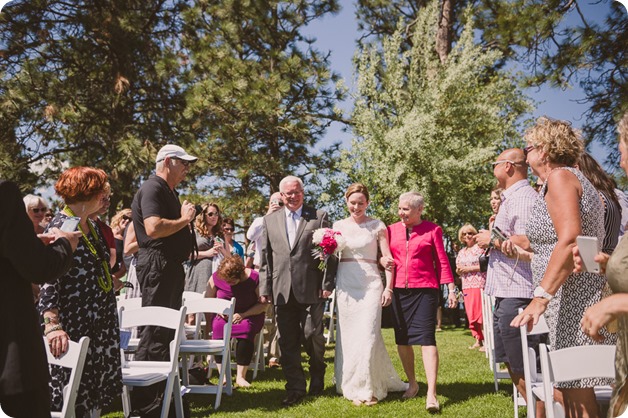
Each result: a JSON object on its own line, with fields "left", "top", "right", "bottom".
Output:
{"left": 312, "top": 228, "right": 346, "bottom": 271}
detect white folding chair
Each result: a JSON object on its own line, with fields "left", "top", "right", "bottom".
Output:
{"left": 482, "top": 292, "right": 510, "bottom": 391}
{"left": 120, "top": 306, "right": 187, "bottom": 418}
{"left": 44, "top": 336, "right": 90, "bottom": 418}
{"left": 539, "top": 343, "right": 616, "bottom": 418}
{"left": 179, "top": 297, "right": 235, "bottom": 410}
{"left": 518, "top": 309, "right": 549, "bottom": 418}
{"left": 323, "top": 289, "right": 336, "bottom": 344}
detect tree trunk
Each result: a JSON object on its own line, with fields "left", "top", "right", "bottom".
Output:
{"left": 436, "top": 0, "right": 453, "bottom": 64}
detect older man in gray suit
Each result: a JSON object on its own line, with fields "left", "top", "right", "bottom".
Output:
{"left": 259, "top": 175, "right": 337, "bottom": 406}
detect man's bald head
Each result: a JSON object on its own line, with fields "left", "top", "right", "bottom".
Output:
{"left": 494, "top": 148, "right": 528, "bottom": 187}
{"left": 499, "top": 148, "right": 526, "bottom": 164}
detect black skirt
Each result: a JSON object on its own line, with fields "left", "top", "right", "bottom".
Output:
{"left": 391, "top": 288, "right": 439, "bottom": 346}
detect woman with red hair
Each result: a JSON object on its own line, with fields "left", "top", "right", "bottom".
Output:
{"left": 38, "top": 167, "right": 122, "bottom": 416}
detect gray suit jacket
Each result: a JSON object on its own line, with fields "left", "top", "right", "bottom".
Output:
{"left": 259, "top": 205, "right": 337, "bottom": 305}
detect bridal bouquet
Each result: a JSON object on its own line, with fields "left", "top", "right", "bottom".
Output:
{"left": 312, "top": 228, "right": 346, "bottom": 271}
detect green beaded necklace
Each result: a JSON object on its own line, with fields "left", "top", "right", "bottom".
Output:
{"left": 63, "top": 206, "right": 113, "bottom": 292}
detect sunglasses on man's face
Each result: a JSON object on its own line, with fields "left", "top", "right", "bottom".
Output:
{"left": 172, "top": 158, "right": 192, "bottom": 167}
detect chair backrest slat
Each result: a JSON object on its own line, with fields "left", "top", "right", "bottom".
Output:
{"left": 547, "top": 344, "right": 615, "bottom": 382}
{"left": 120, "top": 306, "right": 187, "bottom": 330}
{"left": 183, "top": 297, "right": 233, "bottom": 316}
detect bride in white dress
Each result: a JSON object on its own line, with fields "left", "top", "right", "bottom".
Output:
{"left": 333, "top": 183, "right": 408, "bottom": 406}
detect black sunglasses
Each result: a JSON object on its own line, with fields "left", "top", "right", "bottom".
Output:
{"left": 223, "top": 227, "right": 234, "bottom": 232}
{"left": 31, "top": 207, "right": 47, "bottom": 213}
{"left": 523, "top": 145, "right": 535, "bottom": 157}
{"left": 205, "top": 211, "right": 218, "bottom": 217}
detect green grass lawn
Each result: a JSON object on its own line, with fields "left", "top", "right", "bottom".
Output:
{"left": 103, "top": 326, "right": 521, "bottom": 417}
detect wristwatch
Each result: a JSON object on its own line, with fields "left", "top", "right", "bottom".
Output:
{"left": 533, "top": 286, "right": 553, "bottom": 301}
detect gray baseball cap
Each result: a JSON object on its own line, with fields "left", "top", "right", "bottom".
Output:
{"left": 155, "top": 144, "right": 198, "bottom": 163}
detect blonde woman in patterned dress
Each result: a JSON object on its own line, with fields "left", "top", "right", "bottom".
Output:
{"left": 511, "top": 117, "right": 616, "bottom": 418}
{"left": 456, "top": 224, "right": 486, "bottom": 351}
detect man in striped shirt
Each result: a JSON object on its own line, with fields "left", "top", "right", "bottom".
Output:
{"left": 475, "top": 148, "right": 544, "bottom": 416}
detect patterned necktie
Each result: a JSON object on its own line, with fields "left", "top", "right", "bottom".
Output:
{"left": 287, "top": 211, "right": 298, "bottom": 248}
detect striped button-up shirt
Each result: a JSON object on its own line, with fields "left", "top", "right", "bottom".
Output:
{"left": 484, "top": 179, "right": 538, "bottom": 298}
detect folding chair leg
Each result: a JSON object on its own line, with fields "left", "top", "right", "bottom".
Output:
{"left": 252, "top": 332, "right": 264, "bottom": 380}
{"left": 173, "top": 377, "right": 184, "bottom": 418}
{"left": 160, "top": 378, "right": 175, "bottom": 418}
{"left": 122, "top": 386, "right": 132, "bottom": 417}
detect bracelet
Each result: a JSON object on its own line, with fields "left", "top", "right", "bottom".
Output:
{"left": 44, "top": 324, "right": 63, "bottom": 336}
{"left": 43, "top": 316, "right": 58, "bottom": 325}
{"left": 384, "top": 288, "right": 393, "bottom": 293}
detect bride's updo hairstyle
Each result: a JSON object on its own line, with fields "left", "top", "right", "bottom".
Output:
{"left": 345, "top": 183, "right": 370, "bottom": 201}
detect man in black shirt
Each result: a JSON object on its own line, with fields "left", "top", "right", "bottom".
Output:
{"left": 130, "top": 144, "right": 197, "bottom": 415}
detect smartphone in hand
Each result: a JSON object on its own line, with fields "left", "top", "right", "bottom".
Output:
{"left": 576, "top": 236, "right": 600, "bottom": 274}
{"left": 60, "top": 217, "right": 81, "bottom": 232}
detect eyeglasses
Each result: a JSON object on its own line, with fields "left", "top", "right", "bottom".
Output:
{"left": 491, "top": 160, "right": 520, "bottom": 166}
{"left": 281, "top": 190, "right": 303, "bottom": 197}
{"left": 31, "top": 207, "right": 47, "bottom": 213}
{"left": 223, "top": 227, "right": 234, "bottom": 232}
{"left": 205, "top": 211, "right": 218, "bottom": 217}
{"left": 462, "top": 232, "right": 474, "bottom": 236}
{"left": 523, "top": 145, "right": 536, "bottom": 157}
{"left": 173, "top": 158, "right": 192, "bottom": 167}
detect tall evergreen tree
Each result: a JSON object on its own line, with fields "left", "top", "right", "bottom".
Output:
{"left": 349, "top": 2, "right": 531, "bottom": 241}
{"left": 0, "top": 0, "right": 190, "bottom": 208}
{"left": 355, "top": 0, "right": 627, "bottom": 163}
{"left": 181, "top": 0, "right": 346, "bottom": 223}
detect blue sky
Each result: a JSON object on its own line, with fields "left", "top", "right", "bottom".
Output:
{"left": 304, "top": 0, "right": 621, "bottom": 166}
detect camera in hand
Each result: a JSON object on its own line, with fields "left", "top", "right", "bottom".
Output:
{"left": 491, "top": 226, "right": 508, "bottom": 243}
{"left": 194, "top": 204, "right": 204, "bottom": 217}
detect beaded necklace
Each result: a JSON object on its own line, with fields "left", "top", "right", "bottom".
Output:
{"left": 63, "top": 206, "right": 113, "bottom": 292}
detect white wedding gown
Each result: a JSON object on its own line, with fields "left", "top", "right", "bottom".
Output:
{"left": 333, "top": 218, "right": 408, "bottom": 401}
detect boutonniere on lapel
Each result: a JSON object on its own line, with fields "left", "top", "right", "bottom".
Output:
{"left": 311, "top": 228, "right": 346, "bottom": 271}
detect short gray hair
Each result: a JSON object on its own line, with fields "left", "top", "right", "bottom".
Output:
{"left": 279, "top": 175, "right": 304, "bottom": 192}
{"left": 156, "top": 160, "right": 165, "bottom": 172}
{"left": 23, "top": 194, "right": 48, "bottom": 209}
{"left": 399, "top": 192, "right": 424, "bottom": 209}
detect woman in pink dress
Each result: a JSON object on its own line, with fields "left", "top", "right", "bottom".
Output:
{"left": 455, "top": 224, "right": 486, "bottom": 351}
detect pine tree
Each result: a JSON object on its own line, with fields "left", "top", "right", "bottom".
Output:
{"left": 350, "top": 2, "right": 531, "bottom": 241}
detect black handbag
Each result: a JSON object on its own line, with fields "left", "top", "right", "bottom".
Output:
{"left": 479, "top": 248, "right": 490, "bottom": 273}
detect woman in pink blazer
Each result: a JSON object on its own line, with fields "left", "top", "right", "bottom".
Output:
{"left": 385, "top": 192, "right": 457, "bottom": 412}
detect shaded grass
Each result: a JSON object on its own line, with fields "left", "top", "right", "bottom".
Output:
{"left": 103, "top": 326, "right": 520, "bottom": 417}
